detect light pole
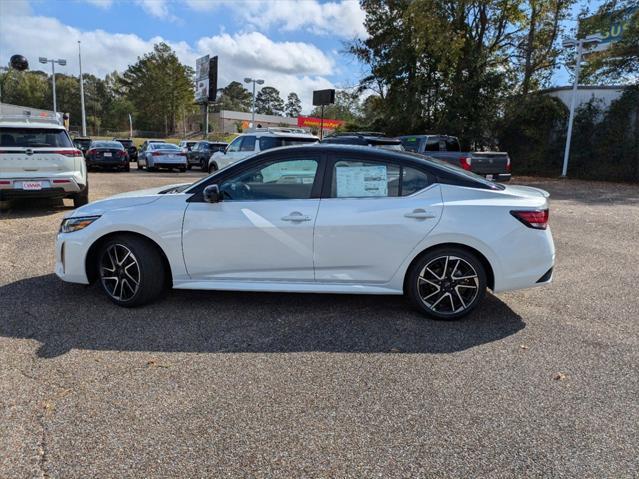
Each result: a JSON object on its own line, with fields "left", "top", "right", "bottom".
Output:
{"left": 244, "top": 77, "right": 264, "bottom": 130}
{"left": 560, "top": 36, "right": 602, "bottom": 178}
{"left": 78, "top": 41, "right": 87, "bottom": 136}
{"left": 39, "top": 57, "right": 67, "bottom": 114}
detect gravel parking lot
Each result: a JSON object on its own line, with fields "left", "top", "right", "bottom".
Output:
{"left": 1, "top": 170, "right": 638, "bottom": 478}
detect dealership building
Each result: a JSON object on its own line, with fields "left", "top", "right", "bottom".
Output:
{"left": 210, "top": 110, "right": 344, "bottom": 134}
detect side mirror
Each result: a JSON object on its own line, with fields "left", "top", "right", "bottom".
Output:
{"left": 203, "top": 184, "right": 221, "bottom": 203}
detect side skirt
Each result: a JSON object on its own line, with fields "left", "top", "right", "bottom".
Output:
{"left": 172, "top": 280, "right": 403, "bottom": 295}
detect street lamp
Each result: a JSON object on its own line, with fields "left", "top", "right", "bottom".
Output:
{"left": 244, "top": 77, "right": 264, "bottom": 130}
{"left": 560, "top": 35, "right": 602, "bottom": 178}
{"left": 78, "top": 41, "right": 87, "bottom": 136}
{"left": 39, "top": 56, "right": 67, "bottom": 114}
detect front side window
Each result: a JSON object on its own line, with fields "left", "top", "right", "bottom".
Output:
{"left": 227, "top": 137, "right": 242, "bottom": 152}
{"left": 240, "top": 136, "right": 256, "bottom": 152}
{"left": 220, "top": 158, "right": 319, "bottom": 201}
{"left": 0, "top": 127, "right": 72, "bottom": 148}
{"left": 331, "top": 159, "right": 400, "bottom": 198}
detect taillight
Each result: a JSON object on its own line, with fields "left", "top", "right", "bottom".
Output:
{"left": 510, "top": 210, "right": 549, "bottom": 230}
{"left": 506, "top": 156, "right": 511, "bottom": 173}
{"left": 86, "top": 149, "right": 95, "bottom": 156}
{"left": 59, "top": 149, "right": 83, "bottom": 157}
{"left": 152, "top": 152, "right": 162, "bottom": 156}
{"left": 178, "top": 152, "right": 186, "bottom": 157}
{"left": 459, "top": 157, "right": 472, "bottom": 170}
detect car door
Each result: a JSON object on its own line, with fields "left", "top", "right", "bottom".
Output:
{"left": 182, "top": 154, "right": 324, "bottom": 281}
{"left": 216, "top": 136, "right": 243, "bottom": 169}
{"left": 314, "top": 155, "right": 443, "bottom": 284}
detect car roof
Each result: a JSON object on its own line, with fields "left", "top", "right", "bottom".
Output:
{"left": 238, "top": 129, "right": 318, "bottom": 139}
{"left": 399, "top": 134, "right": 457, "bottom": 138}
{"left": 0, "top": 121, "right": 66, "bottom": 129}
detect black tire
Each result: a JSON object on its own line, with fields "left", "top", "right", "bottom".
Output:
{"left": 73, "top": 182, "right": 89, "bottom": 208}
{"left": 97, "top": 234, "right": 166, "bottom": 307}
{"left": 406, "top": 247, "right": 487, "bottom": 320}
{"left": 187, "top": 164, "right": 192, "bottom": 170}
{"left": 124, "top": 164, "right": 130, "bottom": 172}
{"left": 179, "top": 167, "right": 186, "bottom": 173}
{"left": 137, "top": 160, "right": 145, "bottom": 170}
{"left": 208, "top": 162, "right": 218, "bottom": 174}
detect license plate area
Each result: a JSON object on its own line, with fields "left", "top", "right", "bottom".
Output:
{"left": 22, "top": 181, "right": 43, "bottom": 190}
{"left": 103, "top": 152, "right": 112, "bottom": 157}
{"left": 486, "top": 174, "right": 494, "bottom": 180}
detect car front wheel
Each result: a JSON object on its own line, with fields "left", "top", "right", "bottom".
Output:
{"left": 208, "top": 162, "right": 218, "bottom": 174}
{"left": 97, "top": 234, "right": 166, "bottom": 307}
{"left": 406, "top": 247, "right": 486, "bottom": 320}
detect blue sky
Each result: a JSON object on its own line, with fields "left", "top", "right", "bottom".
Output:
{"left": 1, "top": 0, "right": 603, "bottom": 113}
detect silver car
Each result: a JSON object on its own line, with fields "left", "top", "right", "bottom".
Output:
{"left": 138, "top": 143, "right": 187, "bottom": 172}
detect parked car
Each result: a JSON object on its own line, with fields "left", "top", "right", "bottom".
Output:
{"left": 86, "top": 141, "right": 129, "bottom": 172}
{"left": 321, "top": 132, "right": 404, "bottom": 150}
{"left": 1, "top": 114, "right": 88, "bottom": 207}
{"left": 113, "top": 138, "right": 137, "bottom": 161}
{"left": 137, "top": 140, "right": 167, "bottom": 164}
{"left": 178, "top": 140, "right": 198, "bottom": 153}
{"left": 208, "top": 128, "right": 318, "bottom": 173}
{"left": 187, "top": 141, "right": 228, "bottom": 170}
{"left": 138, "top": 142, "right": 187, "bottom": 172}
{"left": 55, "top": 144, "right": 554, "bottom": 320}
{"left": 72, "top": 136, "right": 92, "bottom": 157}
{"left": 400, "top": 135, "right": 511, "bottom": 182}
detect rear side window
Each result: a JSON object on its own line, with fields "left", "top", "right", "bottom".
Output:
{"left": 0, "top": 128, "right": 72, "bottom": 148}
{"left": 260, "top": 136, "right": 317, "bottom": 150}
{"left": 400, "top": 137, "right": 420, "bottom": 152}
{"left": 240, "top": 136, "right": 256, "bottom": 152}
{"left": 401, "top": 167, "right": 431, "bottom": 196}
{"left": 424, "top": 137, "right": 440, "bottom": 151}
{"left": 445, "top": 137, "right": 461, "bottom": 152}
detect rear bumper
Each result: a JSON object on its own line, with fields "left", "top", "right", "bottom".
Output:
{"left": 87, "top": 160, "right": 128, "bottom": 169}
{"left": 152, "top": 162, "right": 187, "bottom": 169}
{"left": 0, "top": 176, "right": 84, "bottom": 199}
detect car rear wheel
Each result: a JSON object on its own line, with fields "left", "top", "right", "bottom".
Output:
{"left": 406, "top": 247, "right": 486, "bottom": 320}
{"left": 208, "top": 162, "right": 218, "bottom": 174}
{"left": 97, "top": 235, "right": 166, "bottom": 307}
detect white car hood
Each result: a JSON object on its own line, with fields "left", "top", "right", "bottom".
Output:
{"left": 67, "top": 183, "right": 190, "bottom": 217}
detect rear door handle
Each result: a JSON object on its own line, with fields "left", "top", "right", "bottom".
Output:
{"left": 404, "top": 209, "right": 435, "bottom": 220}
{"left": 282, "top": 212, "right": 311, "bottom": 222}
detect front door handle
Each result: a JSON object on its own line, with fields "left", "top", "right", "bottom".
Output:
{"left": 282, "top": 212, "right": 311, "bottom": 222}
{"left": 404, "top": 209, "right": 435, "bottom": 220}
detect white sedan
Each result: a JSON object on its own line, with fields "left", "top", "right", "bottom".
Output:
{"left": 55, "top": 145, "right": 555, "bottom": 320}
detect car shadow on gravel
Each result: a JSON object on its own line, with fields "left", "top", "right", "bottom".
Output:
{"left": 0, "top": 274, "right": 524, "bottom": 358}
{"left": 0, "top": 197, "right": 74, "bottom": 218}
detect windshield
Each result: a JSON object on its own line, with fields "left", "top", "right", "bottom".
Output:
{"left": 259, "top": 136, "right": 318, "bottom": 151}
{"left": 400, "top": 137, "right": 421, "bottom": 152}
{"left": 151, "top": 143, "right": 179, "bottom": 150}
{"left": 1, "top": 127, "right": 73, "bottom": 148}
{"left": 92, "top": 141, "right": 123, "bottom": 149}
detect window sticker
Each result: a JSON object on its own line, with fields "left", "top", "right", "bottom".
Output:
{"left": 336, "top": 165, "right": 388, "bottom": 197}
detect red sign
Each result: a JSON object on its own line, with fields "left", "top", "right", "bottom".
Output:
{"left": 297, "top": 116, "right": 344, "bottom": 130}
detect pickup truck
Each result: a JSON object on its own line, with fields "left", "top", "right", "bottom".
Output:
{"left": 399, "top": 135, "right": 511, "bottom": 182}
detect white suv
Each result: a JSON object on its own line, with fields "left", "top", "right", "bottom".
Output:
{"left": 207, "top": 128, "right": 318, "bottom": 173}
{"left": 0, "top": 115, "right": 88, "bottom": 207}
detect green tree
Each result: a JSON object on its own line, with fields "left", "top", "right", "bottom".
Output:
{"left": 120, "top": 42, "right": 194, "bottom": 134}
{"left": 216, "top": 81, "right": 253, "bottom": 112}
{"left": 0, "top": 69, "right": 49, "bottom": 110}
{"left": 310, "top": 90, "right": 361, "bottom": 121}
{"left": 285, "top": 92, "right": 302, "bottom": 117}
{"left": 255, "top": 86, "right": 285, "bottom": 115}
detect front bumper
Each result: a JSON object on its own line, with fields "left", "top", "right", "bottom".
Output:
{"left": 55, "top": 231, "right": 91, "bottom": 284}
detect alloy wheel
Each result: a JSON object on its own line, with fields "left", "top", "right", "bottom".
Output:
{"left": 417, "top": 255, "right": 479, "bottom": 315}
{"left": 100, "top": 243, "right": 141, "bottom": 301}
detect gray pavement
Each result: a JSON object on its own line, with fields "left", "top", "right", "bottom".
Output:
{"left": 1, "top": 170, "right": 638, "bottom": 478}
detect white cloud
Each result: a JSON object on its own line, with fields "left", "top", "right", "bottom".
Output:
{"left": 134, "top": 0, "right": 172, "bottom": 19}
{"left": 0, "top": 12, "right": 336, "bottom": 113}
{"left": 84, "top": 0, "right": 114, "bottom": 8}
{"left": 181, "top": 0, "right": 367, "bottom": 39}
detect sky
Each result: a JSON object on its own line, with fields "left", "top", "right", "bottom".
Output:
{"left": 0, "top": 0, "right": 603, "bottom": 114}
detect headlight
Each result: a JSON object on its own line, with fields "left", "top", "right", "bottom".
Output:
{"left": 59, "top": 216, "right": 100, "bottom": 233}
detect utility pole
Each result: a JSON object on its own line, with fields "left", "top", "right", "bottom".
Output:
{"left": 560, "top": 35, "right": 602, "bottom": 178}
{"left": 244, "top": 77, "right": 264, "bottom": 130}
{"left": 78, "top": 41, "right": 87, "bottom": 136}
{"left": 39, "top": 57, "right": 67, "bottom": 114}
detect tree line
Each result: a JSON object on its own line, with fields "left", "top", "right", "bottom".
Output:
{"left": 0, "top": 42, "right": 304, "bottom": 135}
